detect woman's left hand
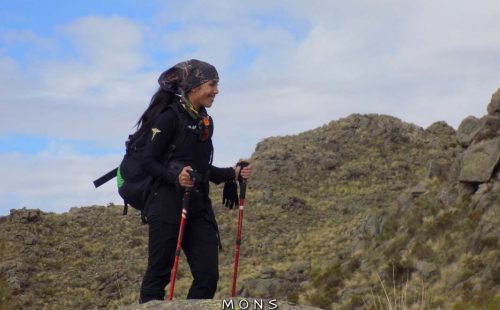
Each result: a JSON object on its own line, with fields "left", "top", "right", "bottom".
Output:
{"left": 234, "top": 159, "right": 252, "bottom": 181}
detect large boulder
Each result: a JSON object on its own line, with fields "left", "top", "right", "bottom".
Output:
{"left": 487, "top": 88, "right": 500, "bottom": 116}
{"left": 457, "top": 116, "right": 481, "bottom": 147}
{"left": 459, "top": 137, "right": 500, "bottom": 183}
{"left": 8, "top": 208, "right": 44, "bottom": 224}
{"left": 472, "top": 115, "right": 500, "bottom": 143}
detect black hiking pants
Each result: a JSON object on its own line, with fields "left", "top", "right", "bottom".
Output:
{"left": 139, "top": 212, "right": 219, "bottom": 302}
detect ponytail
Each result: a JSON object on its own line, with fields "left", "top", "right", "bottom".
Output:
{"left": 135, "top": 88, "right": 176, "bottom": 136}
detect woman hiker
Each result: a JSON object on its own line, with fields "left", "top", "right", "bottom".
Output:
{"left": 137, "top": 59, "right": 252, "bottom": 302}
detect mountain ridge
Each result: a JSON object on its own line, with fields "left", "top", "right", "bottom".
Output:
{"left": 1, "top": 89, "right": 499, "bottom": 309}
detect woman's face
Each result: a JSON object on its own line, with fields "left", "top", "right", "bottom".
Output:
{"left": 188, "top": 80, "right": 219, "bottom": 110}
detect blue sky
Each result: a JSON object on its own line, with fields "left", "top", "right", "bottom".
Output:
{"left": 1, "top": 0, "right": 500, "bottom": 215}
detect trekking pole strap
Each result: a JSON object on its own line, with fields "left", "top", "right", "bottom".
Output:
{"left": 236, "top": 162, "right": 249, "bottom": 181}
{"left": 237, "top": 161, "right": 249, "bottom": 199}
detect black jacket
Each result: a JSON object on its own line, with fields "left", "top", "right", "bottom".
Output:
{"left": 141, "top": 100, "right": 235, "bottom": 223}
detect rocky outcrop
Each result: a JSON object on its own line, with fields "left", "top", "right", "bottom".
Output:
{"left": 8, "top": 208, "right": 45, "bottom": 224}
{"left": 457, "top": 116, "right": 481, "bottom": 147}
{"left": 238, "top": 262, "right": 311, "bottom": 300}
{"left": 486, "top": 88, "right": 500, "bottom": 116}
{"left": 457, "top": 90, "right": 500, "bottom": 183}
{"left": 458, "top": 137, "right": 500, "bottom": 182}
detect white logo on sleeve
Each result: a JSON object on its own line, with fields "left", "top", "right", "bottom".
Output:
{"left": 151, "top": 128, "right": 162, "bottom": 140}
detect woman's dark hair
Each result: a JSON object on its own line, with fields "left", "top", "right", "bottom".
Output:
{"left": 134, "top": 88, "right": 176, "bottom": 137}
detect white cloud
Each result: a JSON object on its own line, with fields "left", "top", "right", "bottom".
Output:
{"left": 0, "top": 16, "right": 157, "bottom": 143}
{"left": 0, "top": 143, "right": 122, "bottom": 215}
{"left": 0, "top": 29, "right": 56, "bottom": 51}
{"left": 60, "top": 16, "right": 145, "bottom": 70}
{"left": 2, "top": 1, "right": 500, "bottom": 214}
{"left": 38, "top": 16, "right": 148, "bottom": 100}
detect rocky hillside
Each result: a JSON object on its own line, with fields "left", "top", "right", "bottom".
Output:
{"left": 1, "top": 89, "right": 499, "bottom": 309}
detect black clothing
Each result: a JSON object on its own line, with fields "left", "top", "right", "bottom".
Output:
{"left": 141, "top": 100, "right": 234, "bottom": 223}
{"left": 140, "top": 213, "right": 219, "bottom": 302}
{"left": 139, "top": 100, "right": 234, "bottom": 300}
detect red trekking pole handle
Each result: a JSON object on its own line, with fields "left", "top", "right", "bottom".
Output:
{"left": 232, "top": 161, "right": 249, "bottom": 297}
{"left": 168, "top": 170, "right": 198, "bottom": 300}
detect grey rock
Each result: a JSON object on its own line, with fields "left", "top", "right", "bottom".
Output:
{"left": 356, "top": 214, "right": 387, "bottom": 238}
{"left": 459, "top": 137, "right": 500, "bottom": 183}
{"left": 472, "top": 115, "right": 500, "bottom": 143}
{"left": 397, "top": 192, "right": 413, "bottom": 211}
{"left": 318, "top": 156, "right": 340, "bottom": 171}
{"left": 411, "top": 182, "right": 427, "bottom": 198}
{"left": 427, "top": 160, "right": 450, "bottom": 179}
{"left": 284, "top": 262, "right": 311, "bottom": 282}
{"left": 279, "top": 196, "right": 309, "bottom": 213}
{"left": 9, "top": 208, "right": 44, "bottom": 224}
{"left": 436, "top": 187, "right": 458, "bottom": 207}
{"left": 457, "top": 116, "right": 481, "bottom": 147}
{"left": 415, "top": 260, "right": 439, "bottom": 280}
{"left": 457, "top": 182, "right": 478, "bottom": 197}
{"left": 289, "top": 261, "right": 311, "bottom": 275}
{"left": 24, "top": 235, "right": 37, "bottom": 246}
{"left": 484, "top": 260, "right": 500, "bottom": 283}
{"left": 260, "top": 267, "right": 277, "bottom": 279}
{"left": 242, "top": 278, "right": 292, "bottom": 299}
{"left": 487, "top": 88, "right": 500, "bottom": 116}
{"left": 122, "top": 299, "right": 322, "bottom": 310}
{"left": 6, "top": 275, "right": 22, "bottom": 291}
{"left": 475, "top": 183, "right": 492, "bottom": 195}
{"left": 324, "top": 137, "right": 340, "bottom": 152}
{"left": 467, "top": 221, "right": 500, "bottom": 253}
{"left": 470, "top": 191, "right": 489, "bottom": 212}
{"left": 493, "top": 170, "right": 500, "bottom": 181}
{"left": 447, "top": 156, "right": 463, "bottom": 182}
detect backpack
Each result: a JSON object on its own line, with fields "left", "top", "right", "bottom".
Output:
{"left": 93, "top": 104, "right": 185, "bottom": 223}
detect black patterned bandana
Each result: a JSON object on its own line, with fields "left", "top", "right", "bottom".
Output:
{"left": 157, "top": 59, "right": 219, "bottom": 96}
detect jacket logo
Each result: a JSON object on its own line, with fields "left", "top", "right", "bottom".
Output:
{"left": 187, "top": 125, "right": 197, "bottom": 130}
{"left": 151, "top": 128, "right": 161, "bottom": 140}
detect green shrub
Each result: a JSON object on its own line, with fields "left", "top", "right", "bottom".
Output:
{"left": 452, "top": 294, "right": 500, "bottom": 310}
{"left": 287, "top": 289, "right": 300, "bottom": 304}
{"left": 0, "top": 278, "right": 14, "bottom": 310}
{"left": 307, "top": 292, "right": 332, "bottom": 310}
{"left": 411, "top": 242, "right": 435, "bottom": 261}
{"left": 377, "top": 214, "right": 399, "bottom": 241}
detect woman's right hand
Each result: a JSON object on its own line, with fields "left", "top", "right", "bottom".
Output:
{"left": 178, "top": 166, "right": 194, "bottom": 188}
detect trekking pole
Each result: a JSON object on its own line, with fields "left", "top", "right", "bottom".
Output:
{"left": 168, "top": 170, "right": 198, "bottom": 301}
{"left": 232, "top": 161, "right": 249, "bottom": 297}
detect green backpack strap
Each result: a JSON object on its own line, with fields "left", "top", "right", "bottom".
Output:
{"left": 116, "top": 166, "right": 124, "bottom": 189}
